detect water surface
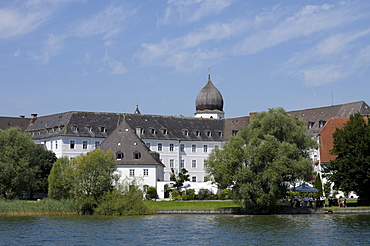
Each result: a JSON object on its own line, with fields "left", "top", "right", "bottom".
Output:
{"left": 1, "top": 214, "right": 369, "bottom": 245}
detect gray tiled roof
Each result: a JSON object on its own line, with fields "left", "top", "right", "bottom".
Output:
{"left": 99, "top": 118, "right": 164, "bottom": 166}
{"left": 23, "top": 100, "right": 370, "bottom": 141}
{"left": 0, "top": 116, "right": 31, "bottom": 132}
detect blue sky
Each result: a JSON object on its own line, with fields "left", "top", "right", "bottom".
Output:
{"left": 1, "top": 0, "right": 370, "bottom": 118}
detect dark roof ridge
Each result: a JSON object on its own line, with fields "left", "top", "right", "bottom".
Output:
{"left": 288, "top": 101, "right": 365, "bottom": 113}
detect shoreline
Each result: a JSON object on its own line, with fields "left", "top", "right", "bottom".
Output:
{"left": 157, "top": 208, "right": 370, "bottom": 215}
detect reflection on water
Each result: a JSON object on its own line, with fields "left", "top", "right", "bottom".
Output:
{"left": 0, "top": 214, "right": 370, "bottom": 245}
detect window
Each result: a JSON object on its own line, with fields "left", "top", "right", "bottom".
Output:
{"left": 192, "top": 160, "right": 196, "bottom": 168}
{"left": 134, "top": 152, "right": 141, "bottom": 159}
{"left": 215, "top": 145, "right": 219, "bottom": 149}
{"left": 55, "top": 141, "right": 58, "bottom": 149}
{"left": 129, "top": 169, "right": 135, "bottom": 176}
{"left": 232, "top": 130, "right": 238, "bottom": 136}
{"left": 158, "top": 143, "right": 162, "bottom": 151}
{"left": 180, "top": 160, "right": 185, "bottom": 168}
{"left": 308, "top": 121, "right": 315, "bottom": 129}
{"left": 100, "top": 126, "right": 106, "bottom": 133}
{"left": 70, "top": 140, "right": 75, "bottom": 149}
{"left": 136, "top": 127, "right": 144, "bottom": 134}
{"left": 205, "top": 130, "right": 211, "bottom": 137}
{"left": 86, "top": 126, "right": 92, "bottom": 132}
{"left": 143, "top": 169, "right": 149, "bottom": 176}
{"left": 146, "top": 142, "right": 151, "bottom": 149}
{"left": 182, "top": 129, "right": 189, "bottom": 136}
{"left": 72, "top": 125, "right": 78, "bottom": 132}
{"left": 170, "top": 159, "right": 174, "bottom": 168}
{"left": 116, "top": 152, "right": 124, "bottom": 160}
{"left": 162, "top": 128, "right": 168, "bottom": 135}
{"left": 50, "top": 141, "right": 53, "bottom": 150}
{"left": 170, "top": 143, "right": 174, "bottom": 151}
{"left": 192, "top": 176, "right": 197, "bottom": 182}
{"left": 319, "top": 120, "right": 326, "bottom": 128}
{"left": 218, "top": 131, "right": 223, "bottom": 137}
{"left": 204, "top": 160, "right": 207, "bottom": 168}
{"left": 83, "top": 141, "right": 88, "bottom": 149}
{"left": 180, "top": 144, "right": 185, "bottom": 152}
{"left": 203, "top": 145, "right": 208, "bottom": 152}
{"left": 192, "top": 144, "right": 196, "bottom": 152}
{"left": 195, "top": 130, "right": 200, "bottom": 137}
{"left": 150, "top": 128, "right": 156, "bottom": 134}
{"left": 94, "top": 141, "right": 100, "bottom": 149}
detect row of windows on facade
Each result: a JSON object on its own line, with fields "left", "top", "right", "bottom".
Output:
{"left": 58, "top": 140, "right": 102, "bottom": 150}
{"left": 129, "top": 169, "right": 198, "bottom": 182}
{"left": 168, "top": 159, "right": 206, "bottom": 169}
{"left": 146, "top": 143, "right": 219, "bottom": 153}
{"left": 136, "top": 127, "right": 222, "bottom": 138}
{"left": 129, "top": 169, "right": 149, "bottom": 177}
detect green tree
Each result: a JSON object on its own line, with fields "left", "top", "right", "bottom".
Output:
{"left": 324, "top": 113, "right": 370, "bottom": 205}
{"left": 0, "top": 127, "right": 56, "bottom": 199}
{"left": 48, "top": 149, "right": 118, "bottom": 214}
{"left": 206, "top": 108, "right": 315, "bottom": 213}
{"left": 71, "top": 149, "right": 118, "bottom": 214}
{"left": 48, "top": 157, "right": 73, "bottom": 200}
{"left": 170, "top": 168, "right": 190, "bottom": 191}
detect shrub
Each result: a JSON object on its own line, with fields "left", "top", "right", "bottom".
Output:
{"left": 197, "top": 189, "right": 212, "bottom": 200}
{"left": 218, "top": 189, "right": 231, "bottom": 200}
{"left": 186, "top": 189, "right": 195, "bottom": 200}
{"left": 146, "top": 187, "right": 157, "bottom": 200}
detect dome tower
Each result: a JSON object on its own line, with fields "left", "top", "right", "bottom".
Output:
{"left": 194, "top": 73, "right": 224, "bottom": 119}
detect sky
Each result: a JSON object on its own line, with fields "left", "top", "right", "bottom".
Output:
{"left": 1, "top": 0, "right": 370, "bottom": 119}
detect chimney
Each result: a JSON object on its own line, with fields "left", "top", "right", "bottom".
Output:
{"left": 30, "top": 114, "right": 38, "bottom": 124}
{"left": 19, "top": 115, "right": 25, "bottom": 118}
{"left": 249, "top": 112, "right": 256, "bottom": 121}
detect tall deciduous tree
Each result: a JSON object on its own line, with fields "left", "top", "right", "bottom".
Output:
{"left": 48, "top": 149, "right": 119, "bottom": 214}
{"left": 206, "top": 108, "right": 315, "bottom": 213}
{"left": 325, "top": 113, "right": 370, "bottom": 205}
{"left": 0, "top": 127, "right": 56, "bottom": 199}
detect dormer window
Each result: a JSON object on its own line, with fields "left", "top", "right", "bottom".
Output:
{"left": 134, "top": 151, "right": 141, "bottom": 159}
{"left": 308, "top": 121, "right": 315, "bottom": 129}
{"left": 72, "top": 125, "right": 78, "bottom": 132}
{"left": 319, "top": 120, "right": 327, "bottom": 128}
{"left": 136, "top": 127, "right": 145, "bottom": 135}
{"left": 182, "top": 129, "right": 189, "bottom": 136}
{"left": 150, "top": 128, "right": 156, "bottom": 135}
{"left": 100, "top": 126, "right": 106, "bottom": 133}
{"left": 162, "top": 128, "right": 168, "bottom": 135}
{"left": 205, "top": 130, "right": 212, "bottom": 137}
{"left": 86, "top": 126, "right": 92, "bottom": 132}
{"left": 218, "top": 131, "right": 223, "bottom": 137}
{"left": 195, "top": 130, "right": 201, "bottom": 137}
{"left": 232, "top": 130, "right": 238, "bottom": 136}
{"left": 116, "top": 152, "right": 124, "bottom": 160}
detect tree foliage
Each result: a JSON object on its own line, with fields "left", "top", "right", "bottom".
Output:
{"left": 324, "top": 113, "right": 370, "bottom": 204}
{"left": 206, "top": 108, "right": 315, "bottom": 213}
{"left": 48, "top": 149, "right": 118, "bottom": 214}
{"left": 170, "top": 168, "right": 190, "bottom": 191}
{"left": 0, "top": 127, "right": 56, "bottom": 199}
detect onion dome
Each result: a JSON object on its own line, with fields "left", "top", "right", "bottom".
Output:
{"left": 195, "top": 74, "right": 224, "bottom": 111}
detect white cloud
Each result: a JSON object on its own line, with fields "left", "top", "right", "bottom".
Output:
{"left": 298, "top": 66, "right": 351, "bottom": 86}
{"left": 235, "top": 3, "right": 363, "bottom": 55}
{"left": 284, "top": 28, "right": 370, "bottom": 86}
{"left": 74, "top": 5, "right": 132, "bottom": 40}
{"left": 159, "top": 0, "right": 233, "bottom": 25}
{"left": 30, "top": 34, "right": 63, "bottom": 63}
{"left": 0, "top": 6, "right": 50, "bottom": 39}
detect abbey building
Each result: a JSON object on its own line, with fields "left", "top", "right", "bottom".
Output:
{"left": 1, "top": 74, "right": 370, "bottom": 192}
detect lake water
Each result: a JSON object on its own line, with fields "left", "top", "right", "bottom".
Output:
{"left": 1, "top": 214, "right": 370, "bottom": 245}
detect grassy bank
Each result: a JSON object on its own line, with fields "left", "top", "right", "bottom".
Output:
{"left": 146, "top": 200, "right": 240, "bottom": 210}
{"left": 0, "top": 199, "right": 79, "bottom": 216}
